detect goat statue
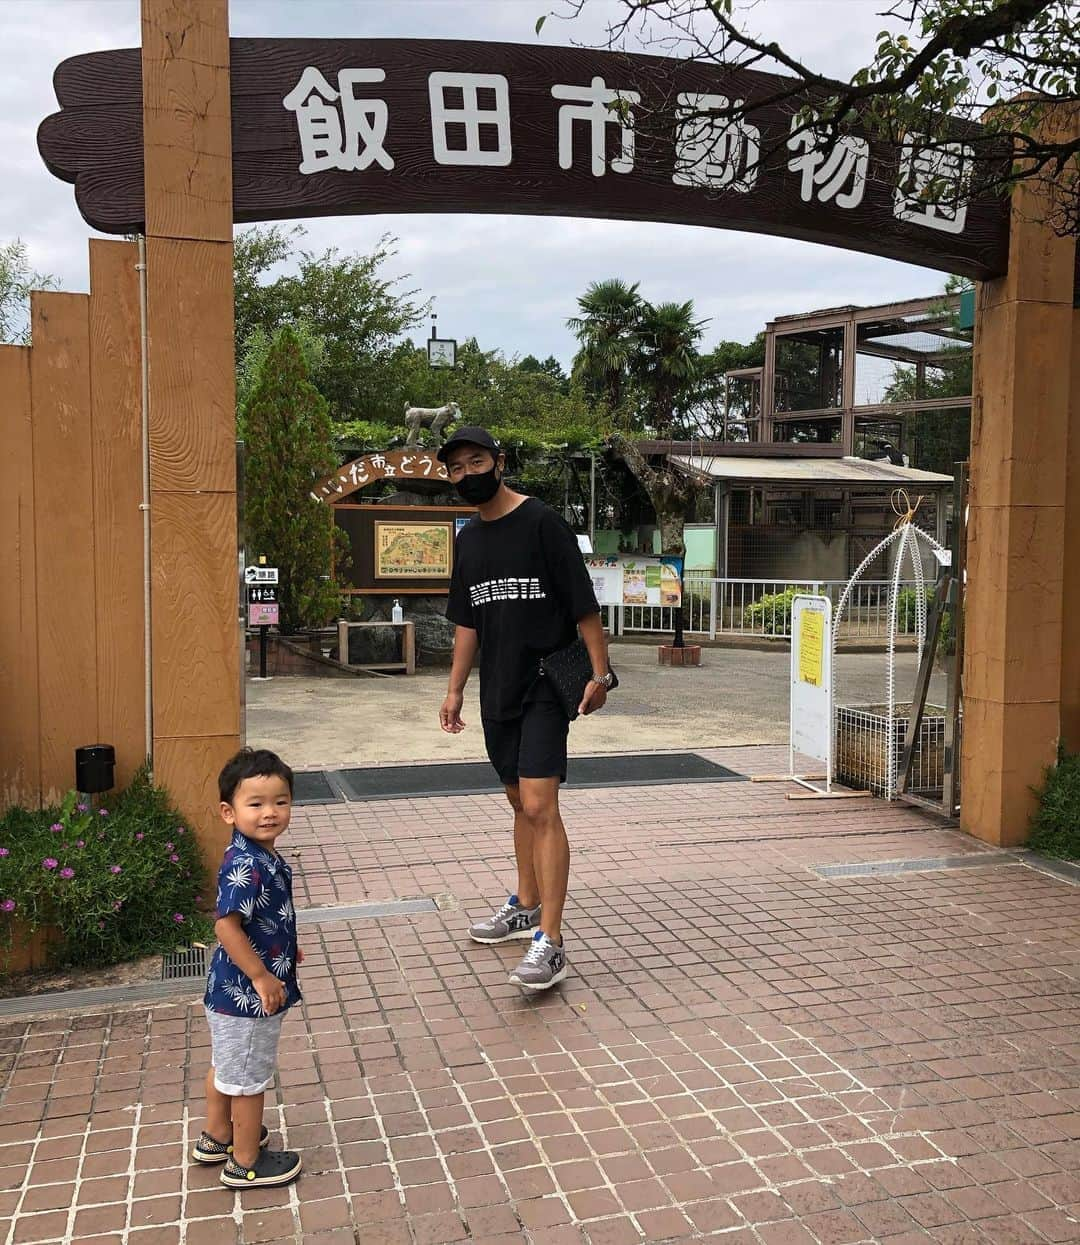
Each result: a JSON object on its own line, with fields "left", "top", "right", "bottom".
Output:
{"left": 404, "top": 400, "right": 461, "bottom": 448}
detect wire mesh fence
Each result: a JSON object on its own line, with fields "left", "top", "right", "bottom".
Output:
{"left": 834, "top": 703, "right": 948, "bottom": 798}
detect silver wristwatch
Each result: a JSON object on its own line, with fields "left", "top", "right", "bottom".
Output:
{"left": 590, "top": 671, "right": 614, "bottom": 689}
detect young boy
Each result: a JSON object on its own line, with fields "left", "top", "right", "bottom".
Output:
{"left": 191, "top": 748, "right": 303, "bottom": 1188}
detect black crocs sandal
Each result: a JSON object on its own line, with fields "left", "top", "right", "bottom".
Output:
{"left": 191, "top": 1124, "right": 269, "bottom": 1164}
{"left": 220, "top": 1148, "right": 302, "bottom": 1188}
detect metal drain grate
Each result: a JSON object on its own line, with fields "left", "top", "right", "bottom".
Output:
{"left": 815, "top": 852, "right": 1017, "bottom": 879}
{"left": 161, "top": 944, "right": 208, "bottom": 980}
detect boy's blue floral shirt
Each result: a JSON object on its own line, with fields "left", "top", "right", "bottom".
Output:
{"left": 204, "top": 830, "right": 302, "bottom": 1017}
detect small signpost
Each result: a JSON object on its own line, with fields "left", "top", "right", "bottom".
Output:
{"left": 246, "top": 565, "right": 279, "bottom": 679}
{"left": 789, "top": 595, "right": 833, "bottom": 794}
{"left": 750, "top": 593, "right": 866, "bottom": 797}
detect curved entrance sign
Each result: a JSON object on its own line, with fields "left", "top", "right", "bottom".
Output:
{"left": 38, "top": 37, "right": 1008, "bottom": 279}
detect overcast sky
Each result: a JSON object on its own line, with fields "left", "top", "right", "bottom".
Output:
{"left": 1, "top": 0, "right": 946, "bottom": 366}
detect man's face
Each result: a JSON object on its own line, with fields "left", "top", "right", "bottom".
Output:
{"left": 446, "top": 445, "right": 501, "bottom": 484}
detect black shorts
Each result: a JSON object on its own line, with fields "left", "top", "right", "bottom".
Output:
{"left": 482, "top": 684, "right": 569, "bottom": 786}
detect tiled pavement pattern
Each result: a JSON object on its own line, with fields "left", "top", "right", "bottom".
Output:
{"left": 2, "top": 745, "right": 1080, "bottom": 1245}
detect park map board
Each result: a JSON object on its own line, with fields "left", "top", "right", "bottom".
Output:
{"left": 375, "top": 522, "right": 453, "bottom": 579}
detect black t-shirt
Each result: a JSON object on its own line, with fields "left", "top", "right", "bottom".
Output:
{"left": 446, "top": 497, "right": 601, "bottom": 721}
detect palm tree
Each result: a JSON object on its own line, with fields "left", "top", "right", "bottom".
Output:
{"left": 567, "top": 278, "right": 642, "bottom": 412}
{"left": 633, "top": 299, "right": 706, "bottom": 436}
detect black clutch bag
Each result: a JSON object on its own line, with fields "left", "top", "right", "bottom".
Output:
{"left": 539, "top": 637, "right": 619, "bottom": 721}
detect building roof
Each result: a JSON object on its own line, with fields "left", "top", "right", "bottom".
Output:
{"left": 670, "top": 454, "right": 953, "bottom": 487}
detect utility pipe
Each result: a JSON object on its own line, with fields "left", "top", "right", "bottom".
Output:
{"left": 136, "top": 236, "right": 153, "bottom": 767}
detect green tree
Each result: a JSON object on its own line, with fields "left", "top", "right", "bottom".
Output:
{"left": 237, "top": 319, "right": 327, "bottom": 419}
{"left": 568, "top": 278, "right": 642, "bottom": 411}
{"left": 518, "top": 354, "right": 570, "bottom": 393}
{"left": 569, "top": 279, "right": 714, "bottom": 557}
{"left": 610, "top": 433, "right": 707, "bottom": 560}
{"left": 570, "top": 0, "right": 1080, "bottom": 236}
{"left": 0, "top": 240, "right": 57, "bottom": 344}
{"left": 234, "top": 226, "right": 425, "bottom": 422}
{"left": 633, "top": 299, "right": 706, "bottom": 435}
{"left": 242, "top": 327, "right": 345, "bottom": 632}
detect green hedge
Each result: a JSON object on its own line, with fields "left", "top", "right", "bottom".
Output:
{"left": 742, "top": 588, "right": 798, "bottom": 636}
{"left": 1028, "top": 747, "right": 1080, "bottom": 861}
{"left": 1, "top": 768, "right": 213, "bottom": 972}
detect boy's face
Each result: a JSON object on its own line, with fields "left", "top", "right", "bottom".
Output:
{"left": 221, "top": 774, "right": 292, "bottom": 847}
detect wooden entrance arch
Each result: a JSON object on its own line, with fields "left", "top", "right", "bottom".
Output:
{"left": 2, "top": 0, "right": 1078, "bottom": 859}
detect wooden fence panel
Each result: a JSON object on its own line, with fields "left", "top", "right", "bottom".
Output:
{"left": 30, "top": 291, "right": 97, "bottom": 803}
{"left": 0, "top": 345, "right": 40, "bottom": 808}
{"left": 89, "top": 239, "right": 147, "bottom": 788}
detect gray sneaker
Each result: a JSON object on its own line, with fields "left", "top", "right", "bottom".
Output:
{"left": 469, "top": 895, "right": 542, "bottom": 944}
{"left": 509, "top": 931, "right": 568, "bottom": 992}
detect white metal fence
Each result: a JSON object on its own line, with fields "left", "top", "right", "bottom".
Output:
{"left": 605, "top": 576, "right": 925, "bottom": 641}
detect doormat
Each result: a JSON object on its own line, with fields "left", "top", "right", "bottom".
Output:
{"left": 293, "top": 770, "right": 343, "bottom": 805}
{"left": 333, "top": 753, "right": 744, "bottom": 802}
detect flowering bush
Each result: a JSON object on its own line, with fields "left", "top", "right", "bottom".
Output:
{"left": 0, "top": 767, "right": 213, "bottom": 972}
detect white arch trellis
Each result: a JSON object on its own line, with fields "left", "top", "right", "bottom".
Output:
{"left": 832, "top": 498, "right": 946, "bottom": 800}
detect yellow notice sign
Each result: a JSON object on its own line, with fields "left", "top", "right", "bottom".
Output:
{"left": 798, "top": 609, "right": 825, "bottom": 686}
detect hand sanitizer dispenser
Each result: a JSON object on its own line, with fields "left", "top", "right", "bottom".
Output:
{"left": 391, "top": 599, "right": 404, "bottom": 624}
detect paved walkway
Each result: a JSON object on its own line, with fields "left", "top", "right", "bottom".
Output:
{"left": 3, "top": 747, "right": 1080, "bottom": 1245}
{"left": 246, "top": 645, "right": 946, "bottom": 769}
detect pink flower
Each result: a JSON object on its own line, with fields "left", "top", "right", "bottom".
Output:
{"left": 0, "top": 847, "right": 9, "bottom": 857}
{"left": 59, "top": 867, "right": 75, "bottom": 880}
{"left": 194, "top": 894, "right": 203, "bottom": 904}
{"left": 99, "top": 808, "right": 109, "bottom": 817}
{"left": 97, "top": 921, "right": 105, "bottom": 930}
{"left": 172, "top": 913, "right": 185, "bottom": 924}
{"left": 76, "top": 803, "right": 88, "bottom": 812}
{"left": 135, "top": 832, "right": 144, "bottom": 842}
{"left": 113, "top": 900, "right": 122, "bottom": 910}
{"left": 50, "top": 823, "right": 63, "bottom": 833}
{"left": 169, "top": 853, "right": 180, "bottom": 863}
{"left": 76, "top": 840, "right": 85, "bottom": 849}
{"left": 42, "top": 858, "right": 58, "bottom": 870}
{"left": 1, "top": 899, "right": 15, "bottom": 913}
{"left": 165, "top": 842, "right": 175, "bottom": 852}
{"left": 110, "top": 864, "right": 122, "bottom": 874}
{"left": 177, "top": 827, "right": 186, "bottom": 835}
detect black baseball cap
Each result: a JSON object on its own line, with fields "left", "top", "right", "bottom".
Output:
{"left": 436, "top": 425, "right": 500, "bottom": 463}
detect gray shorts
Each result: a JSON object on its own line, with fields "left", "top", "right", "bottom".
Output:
{"left": 205, "top": 1007, "right": 284, "bottom": 1097}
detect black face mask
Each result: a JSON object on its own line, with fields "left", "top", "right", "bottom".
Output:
{"left": 455, "top": 465, "right": 502, "bottom": 505}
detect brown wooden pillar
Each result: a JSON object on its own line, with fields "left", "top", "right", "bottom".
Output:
{"left": 1062, "top": 298, "right": 1080, "bottom": 750}
{"left": 142, "top": 0, "right": 239, "bottom": 869}
{"left": 961, "top": 158, "right": 1077, "bottom": 845}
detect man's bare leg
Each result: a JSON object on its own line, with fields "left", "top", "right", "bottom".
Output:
{"left": 505, "top": 784, "right": 541, "bottom": 909}
{"left": 518, "top": 776, "right": 569, "bottom": 943}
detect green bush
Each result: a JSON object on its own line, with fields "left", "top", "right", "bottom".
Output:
{"left": 743, "top": 588, "right": 798, "bottom": 636}
{"left": 896, "top": 586, "right": 955, "bottom": 657}
{"left": 1028, "top": 747, "right": 1080, "bottom": 861}
{"left": 896, "top": 587, "right": 927, "bottom": 633}
{"left": 0, "top": 768, "right": 213, "bottom": 972}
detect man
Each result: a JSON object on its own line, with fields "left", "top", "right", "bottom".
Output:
{"left": 438, "top": 427, "right": 613, "bottom": 992}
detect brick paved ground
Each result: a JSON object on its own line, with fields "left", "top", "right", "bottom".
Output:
{"left": 3, "top": 745, "right": 1080, "bottom": 1245}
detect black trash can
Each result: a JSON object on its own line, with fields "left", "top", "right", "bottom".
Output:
{"left": 75, "top": 744, "right": 116, "bottom": 795}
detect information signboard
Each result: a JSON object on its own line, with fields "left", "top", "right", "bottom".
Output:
{"left": 585, "top": 555, "right": 683, "bottom": 609}
{"left": 789, "top": 595, "right": 833, "bottom": 792}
